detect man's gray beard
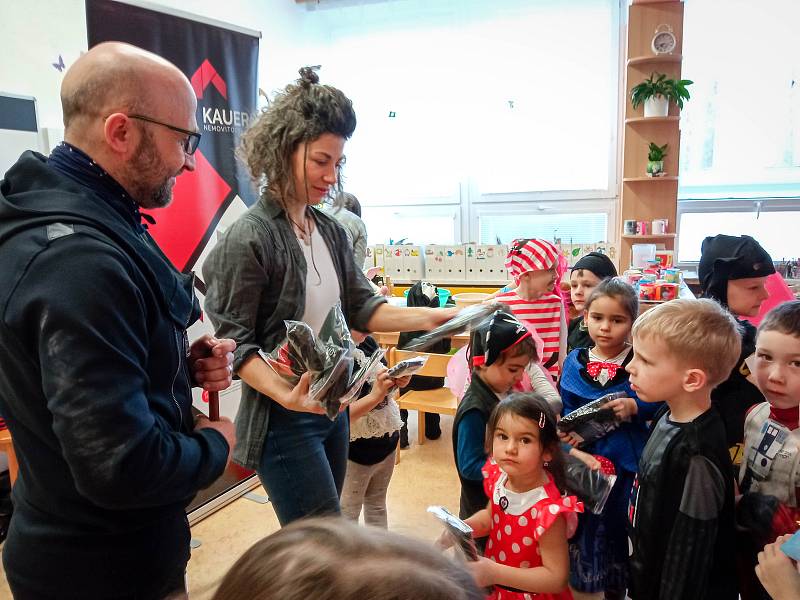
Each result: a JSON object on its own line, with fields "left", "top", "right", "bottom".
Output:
{"left": 127, "top": 132, "right": 176, "bottom": 209}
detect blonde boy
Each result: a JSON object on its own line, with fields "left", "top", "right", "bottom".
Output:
{"left": 625, "top": 299, "right": 740, "bottom": 600}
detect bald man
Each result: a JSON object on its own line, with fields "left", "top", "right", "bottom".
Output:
{"left": 0, "top": 43, "right": 236, "bottom": 599}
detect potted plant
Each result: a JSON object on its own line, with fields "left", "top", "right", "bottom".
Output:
{"left": 647, "top": 142, "right": 668, "bottom": 177}
{"left": 630, "top": 72, "right": 693, "bottom": 118}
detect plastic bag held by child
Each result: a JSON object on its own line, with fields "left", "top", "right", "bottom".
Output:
{"left": 557, "top": 391, "right": 628, "bottom": 445}
{"left": 563, "top": 454, "right": 617, "bottom": 514}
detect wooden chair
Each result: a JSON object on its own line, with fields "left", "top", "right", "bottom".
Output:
{"left": 0, "top": 428, "right": 18, "bottom": 485}
{"left": 388, "top": 348, "right": 458, "bottom": 458}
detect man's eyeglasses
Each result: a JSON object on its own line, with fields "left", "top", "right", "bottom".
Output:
{"left": 127, "top": 114, "right": 202, "bottom": 155}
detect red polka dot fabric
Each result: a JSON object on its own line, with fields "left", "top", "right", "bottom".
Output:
{"left": 482, "top": 459, "right": 583, "bottom": 600}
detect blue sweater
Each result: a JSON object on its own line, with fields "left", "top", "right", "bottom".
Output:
{"left": 559, "top": 348, "right": 661, "bottom": 473}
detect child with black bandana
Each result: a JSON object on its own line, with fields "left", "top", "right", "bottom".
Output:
{"left": 699, "top": 234, "right": 775, "bottom": 468}
{"left": 567, "top": 252, "right": 618, "bottom": 354}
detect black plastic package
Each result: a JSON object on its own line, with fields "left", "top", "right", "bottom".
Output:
{"left": 557, "top": 391, "right": 628, "bottom": 445}
{"left": 563, "top": 454, "right": 617, "bottom": 514}
{"left": 386, "top": 355, "right": 428, "bottom": 378}
{"left": 261, "top": 304, "right": 372, "bottom": 420}
{"left": 401, "top": 302, "right": 504, "bottom": 351}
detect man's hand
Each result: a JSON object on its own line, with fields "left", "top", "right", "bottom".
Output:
{"left": 194, "top": 415, "right": 236, "bottom": 464}
{"left": 755, "top": 534, "right": 800, "bottom": 600}
{"left": 189, "top": 335, "right": 236, "bottom": 391}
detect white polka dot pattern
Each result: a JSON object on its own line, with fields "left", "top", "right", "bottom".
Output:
{"left": 504, "top": 524, "right": 512, "bottom": 535}
{"left": 518, "top": 515, "right": 528, "bottom": 527}
{"left": 498, "top": 551, "right": 506, "bottom": 561}
{"left": 512, "top": 543, "right": 520, "bottom": 553}
{"left": 522, "top": 536, "right": 533, "bottom": 546}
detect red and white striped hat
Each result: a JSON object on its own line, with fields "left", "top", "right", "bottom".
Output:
{"left": 505, "top": 238, "right": 561, "bottom": 284}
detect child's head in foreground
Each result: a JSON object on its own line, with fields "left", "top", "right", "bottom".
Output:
{"left": 211, "top": 517, "right": 484, "bottom": 600}
{"left": 754, "top": 300, "right": 800, "bottom": 410}
{"left": 626, "top": 298, "right": 742, "bottom": 404}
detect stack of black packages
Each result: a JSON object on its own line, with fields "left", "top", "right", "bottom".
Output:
{"left": 397, "top": 281, "right": 450, "bottom": 446}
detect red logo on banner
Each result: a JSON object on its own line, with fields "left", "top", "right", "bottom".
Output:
{"left": 143, "top": 150, "right": 231, "bottom": 271}
{"left": 191, "top": 59, "right": 228, "bottom": 100}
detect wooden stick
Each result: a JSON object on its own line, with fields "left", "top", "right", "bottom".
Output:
{"left": 209, "top": 391, "right": 220, "bottom": 421}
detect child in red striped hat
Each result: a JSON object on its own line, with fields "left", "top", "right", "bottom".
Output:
{"left": 496, "top": 239, "right": 568, "bottom": 380}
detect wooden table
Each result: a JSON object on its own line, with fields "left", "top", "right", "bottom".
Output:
{"left": 372, "top": 331, "right": 470, "bottom": 350}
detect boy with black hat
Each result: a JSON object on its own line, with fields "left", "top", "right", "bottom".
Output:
{"left": 699, "top": 234, "right": 775, "bottom": 468}
{"left": 567, "top": 252, "right": 618, "bottom": 353}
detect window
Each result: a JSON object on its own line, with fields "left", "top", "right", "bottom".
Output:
{"left": 361, "top": 205, "right": 459, "bottom": 245}
{"left": 304, "top": 0, "right": 621, "bottom": 244}
{"left": 677, "top": 0, "right": 800, "bottom": 262}
{"left": 478, "top": 212, "right": 608, "bottom": 245}
{"left": 677, "top": 200, "right": 800, "bottom": 263}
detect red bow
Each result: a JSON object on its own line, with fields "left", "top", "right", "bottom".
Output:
{"left": 587, "top": 361, "right": 620, "bottom": 380}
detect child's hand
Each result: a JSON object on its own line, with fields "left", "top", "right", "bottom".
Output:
{"left": 392, "top": 375, "right": 412, "bottom": 389}
{"left": 467, "top": 556, "right": 497, "bottom": 588}
{"left": 756, "top": 534, "right": 800, "bottom": 600}
{"left": 558, "top": 431, "right": 583, "bottom": 448}
{"left": 608, "top": 397, "right": 637, "bottom": 421}
{"left": 434, "top": 529, "right": 454, "bottom": 551}
{"left": 372, "top": 368, "right": 394, "bottom": 397}
{"left": 569, "top": 448, "right": 601, "bottom": 470}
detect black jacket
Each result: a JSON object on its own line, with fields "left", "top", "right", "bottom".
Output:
{"left": 629, "top": 407, "right": 737, "bottom": 600}
{"left": 0, "top": 152, "right": 228, "bottom": 597}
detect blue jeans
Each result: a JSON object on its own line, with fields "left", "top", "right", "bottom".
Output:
{"left": 257, "top": 402, "right": 349, "bottom": 526}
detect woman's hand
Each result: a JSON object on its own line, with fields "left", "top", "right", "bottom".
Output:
{"left": 607, "top": 397, "right": 637, "bottom": 421}
{"left": 468, "top": 557, "right": 497, "bottom": 588}
{"left": 756, "top": 535, "right": 800, "bottom": 600}
{"left": 282, "top": 372, "right": 325, "bottom": 415}
{"left": 569, "top": 448, "right": 601, "bottom": 470}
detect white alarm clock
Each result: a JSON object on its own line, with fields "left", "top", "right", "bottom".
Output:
{"left": 651, "top": 24, "right": 677, "bottom": 55}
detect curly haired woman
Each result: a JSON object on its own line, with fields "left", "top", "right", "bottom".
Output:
{"left": 202, "top": 68, "right": 453, "bottom": 525}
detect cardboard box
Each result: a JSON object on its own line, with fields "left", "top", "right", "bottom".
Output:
{"left": 425, "top": 245, "right": 445, "bottom": 281}
{"left": 402, "top": 245, "right": 425, "bottom": 280}
{"left": 384, "top": 245, "right": 405, "bottom": 280}
{"left": 442, "top": 245, "right": 466, "bottom": 281}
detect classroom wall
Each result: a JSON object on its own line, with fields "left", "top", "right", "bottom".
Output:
{"left": 0, "top": 0, "right": 319, "bottom": 131}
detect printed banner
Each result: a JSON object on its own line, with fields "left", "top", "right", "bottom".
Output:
{"left": 86, "top": 0, "right": 259, "bottom": 274}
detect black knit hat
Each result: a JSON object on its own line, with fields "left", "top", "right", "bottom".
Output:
{"left": 699, "top": 234, "right": 775, "bottom": 305}
{"left": 471, "top": 310, "right": 531, "bottom": 367}
{"left": 571, "top": 251, "right": 618, "bottom": 279}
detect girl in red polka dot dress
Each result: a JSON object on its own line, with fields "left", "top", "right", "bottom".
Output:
{"left": 463, "top": 393, "right": 583, "bottom": 599}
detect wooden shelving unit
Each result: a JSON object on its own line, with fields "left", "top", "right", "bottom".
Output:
{"left": 621, "top": 233, "right": 678, "bottom": 240}
{"left": 622, "top": 176, "right": 679, "bottom": 182}
{"left": 625, "top": 116, "right": 680, "bottom": 124}
{"left": 620, "top": 1, "right": 685, "bottom": 269}
{"left": 627, "top": 54, "right": 683, "bottom": 67}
